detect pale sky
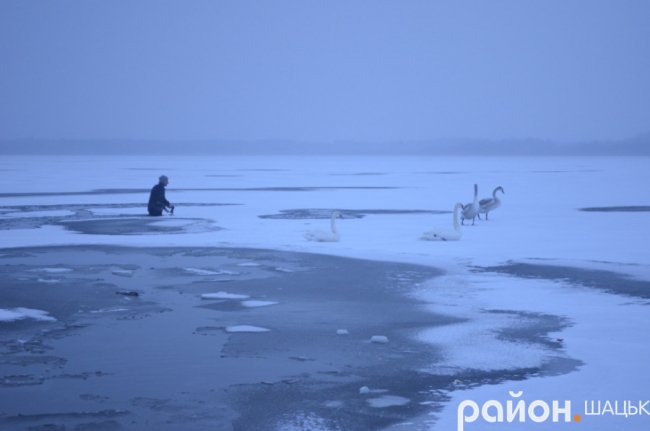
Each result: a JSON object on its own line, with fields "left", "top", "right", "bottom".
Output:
{"left": 1, "top": 0, "right": 648, "bottom": 143}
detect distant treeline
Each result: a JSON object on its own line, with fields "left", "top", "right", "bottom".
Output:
{"left": 1, "top": 137, "right": 649, "bottom": 156}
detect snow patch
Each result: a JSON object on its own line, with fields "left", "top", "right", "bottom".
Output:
{"left": 37, "top": 278, "right": 60, "bottom": 284}
{"left": 274, "top": 267, "right": 295, "bottom": 273}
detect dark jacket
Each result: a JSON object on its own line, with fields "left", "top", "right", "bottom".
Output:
{"left": 148, "top": 183, "right": 170, "bottom": 213}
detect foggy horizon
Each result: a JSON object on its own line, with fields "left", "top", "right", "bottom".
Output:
{"left": 1, "top": 134, "right": 649, "bottom": 156}
{"left": 1, "top": 1, "right": 649, "bottom": 149}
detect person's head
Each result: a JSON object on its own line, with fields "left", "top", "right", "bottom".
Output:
{"left": 159, "top": 175, "right": 169, "bottom": 186}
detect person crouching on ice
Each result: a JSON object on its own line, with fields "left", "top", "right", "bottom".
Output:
{"left": 148, "top": 175, "right": 175, "bottom": 216}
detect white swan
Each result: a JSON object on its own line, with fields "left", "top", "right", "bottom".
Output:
{"left": 461, "top": 184, "right": 479, "bottom": 225}
{"left": 479, "top": 186, "right": 504, "bottom": 220}
{"left": 421, "top": 203, "right": 464, "bottom": 241}
{"left": 304, "top": 211, "right": 342, "bottom": 242}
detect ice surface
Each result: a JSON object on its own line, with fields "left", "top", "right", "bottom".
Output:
{"left": 414, "top": 275, "right": 557, "bottom": 372}
{"left": 1, "top": 155, "right": 649, "bottom": 430}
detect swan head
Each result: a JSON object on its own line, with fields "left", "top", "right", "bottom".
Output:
{"left": 496, "top": 186, "right": 505, "bottom": 195}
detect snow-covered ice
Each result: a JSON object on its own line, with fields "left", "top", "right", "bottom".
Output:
{"left": 0, "top": 155, "right": 648, "bottom": 430}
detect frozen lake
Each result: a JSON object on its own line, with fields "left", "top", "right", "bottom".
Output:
{"left": 0, "top": 155, "right": 649, "bottom": 430}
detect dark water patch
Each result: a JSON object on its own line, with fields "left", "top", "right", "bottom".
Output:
{"left": 52, "top": 371, "right": 111, "bottom": 381}
{"left": 579, "top": 205, "right": 650, "bottom": 212}
{"left": 229, "top": 360, "right": 578, "bottom": 431}
{"left": 415, "top": 171, "right": 465, "bottom": 175}
{"left": 532, "top": 169, "right": 601, "bottom": 174}
{"left": 0, "top": 355, "right": 66, "bottom": 368}
{"left": 57, "top": 217, "right": 220, "bottom": 236}
{"left": 329, "top": 172, "right": 387, "bottom": 176}
{"left": 71, "top": 420, "right": 122, "bottom": 431}
{"left": 259, "top": 208, "right": 448, "bottom": 220}
{"left": 0, "top": 204, "right": 238, "bottom": 232}
{"left": 478, "top": 262, "right": 650, "bottom": 300}
{"left": 1, "top": 374, "right": 45, "bottom": 387}
{"left": 193, "top": 326, "right": 224, "bottom": 336}
{"left": 198, "top": 300, "right": 247, "bottom": 312}
{"left": 124, "top": 167, "right": 172, "bottom": 171}
{"left": 2, "top": 409, "right": 129, "bottom": 423}
{"left": 0, "top": 246, "right": 577, "bottom": 431}
{"left": 236, "top": 168, "right": 290, "bottom": 172}
{"left": 0, "top": 203, "right": 240, "bottom": 212}
{"left": 79, "top": 393, "right": 110, "bottom": 403}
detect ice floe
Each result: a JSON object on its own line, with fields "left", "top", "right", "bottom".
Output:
{"left": 225, "top": 325, "right": 270, "bottom": 333}
{"left": 31, "top": 267, "right": 73, "bottom": 273}
{"left": 200, "top": 292, "right": 250, "bottom": 300}
{"left": 366, "top": 395, "right": 410, "bottom": 408}
{"left": 240, "top": 300, "right": 278, "bottom": 308}
{"left": 0, "top": 308, "right": 56, "bottom": 322}
{"left": 184, "top": 267, "right": 239, "bottom": 276}
{"left": 370, "top": 335, "right": 389, "bottom": 344}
